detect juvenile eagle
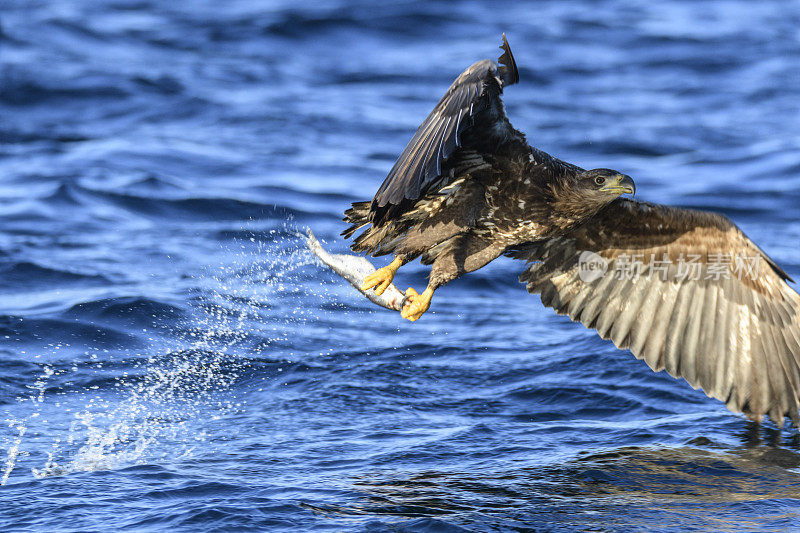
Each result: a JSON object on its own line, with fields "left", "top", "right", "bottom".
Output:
{"left": 343, "top": 35, "right": 800, "bottom": 425}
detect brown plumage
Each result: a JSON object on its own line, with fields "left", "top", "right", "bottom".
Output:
{"left": 508, "top": 200, "right": 800, "bottom": 426}
{"left": 342, "top": 35, "right": 800, "bottom": 426}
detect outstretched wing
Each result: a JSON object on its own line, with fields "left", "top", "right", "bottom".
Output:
{"left": 370, "top": 34, "right": 521, "bottom": 225}
{"left": 509, "top": 198, "right": 800, "bottom": 426}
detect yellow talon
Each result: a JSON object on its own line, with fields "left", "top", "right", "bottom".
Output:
{"left": 401, "top": 286, "right": 434, "bottom": 322}
{"left": 361, "top": 257, "right": 402, "bottom": 295}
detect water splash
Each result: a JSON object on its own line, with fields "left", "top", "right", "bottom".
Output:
{"left": 0, "top": 365, "right": 54, "bottom": 485}
{"left": 4, "top": 227, "right": 319, "bottom": 482}
{"left": 1, "top": 423, "right": 27, "bottom": 486}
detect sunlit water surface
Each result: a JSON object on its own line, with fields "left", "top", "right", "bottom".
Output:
{"left": 2, "top": 0, "right": 800, "bottom": 531}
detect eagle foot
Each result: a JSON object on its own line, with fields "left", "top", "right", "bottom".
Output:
{"left": 401, "top": 286, "right": 434, "bottom": 322}
{"left": 361, "top": 257, "right": 403, "bottom": 296}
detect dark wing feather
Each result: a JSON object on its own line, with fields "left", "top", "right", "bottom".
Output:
{"left": 510, "top": 198, "right": 800, "bottom": 426}
{"left": 370, "top": 35, "right": 520, "bottom": 225}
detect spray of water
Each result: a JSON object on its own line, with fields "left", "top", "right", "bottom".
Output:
{"left": 2, "top": 226, "right": 321, "bottom": 484}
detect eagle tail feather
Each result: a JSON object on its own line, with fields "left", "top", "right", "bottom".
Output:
{"left": 341, "top": 201, "right": 371, "bottom": 239}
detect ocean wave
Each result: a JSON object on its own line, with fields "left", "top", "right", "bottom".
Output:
{"left": 0, "top": 261, "right": 111, "bottom": 288}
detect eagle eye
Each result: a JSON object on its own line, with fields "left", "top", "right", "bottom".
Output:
{"left": 594, "top": 176, "right": 606, "bottom": 185}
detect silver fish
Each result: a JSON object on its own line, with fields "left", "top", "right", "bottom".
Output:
{"left": 305, "top": 229, "right": 405, "bottom": 311}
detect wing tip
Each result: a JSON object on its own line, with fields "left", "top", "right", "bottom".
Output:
{"left": 498, "top": 33, "right": 519, "bottom": 86}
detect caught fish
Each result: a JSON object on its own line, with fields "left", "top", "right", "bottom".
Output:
{"left": 305, "top": 229, "right": 405, "bottom": 311}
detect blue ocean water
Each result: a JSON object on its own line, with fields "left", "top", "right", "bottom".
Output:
{"left": 2, "top": 0, "right": 800, "bottom": 530}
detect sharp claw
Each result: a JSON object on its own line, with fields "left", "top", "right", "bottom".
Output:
{"left": 375, "top": 278, "right": 393, "bottom": 295}
{"left": 401, "top": 287, "right": 432, "bottom": 321}
{"left": 360, "top": 275, "right": 378, "bottom": 291}
{"left": 361, "top": 265, "right": 397, "bottom": 293}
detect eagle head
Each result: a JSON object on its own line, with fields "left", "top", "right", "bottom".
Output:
{"left": 579, "top": 169, "right": 636, "bottom": 198}
{"left": 549, "top": 169, "right": 636, "bottom": 222}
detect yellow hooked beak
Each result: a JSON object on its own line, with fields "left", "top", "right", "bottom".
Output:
{"left": 601, "top": 174, "right": 636, "bottom": 196}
